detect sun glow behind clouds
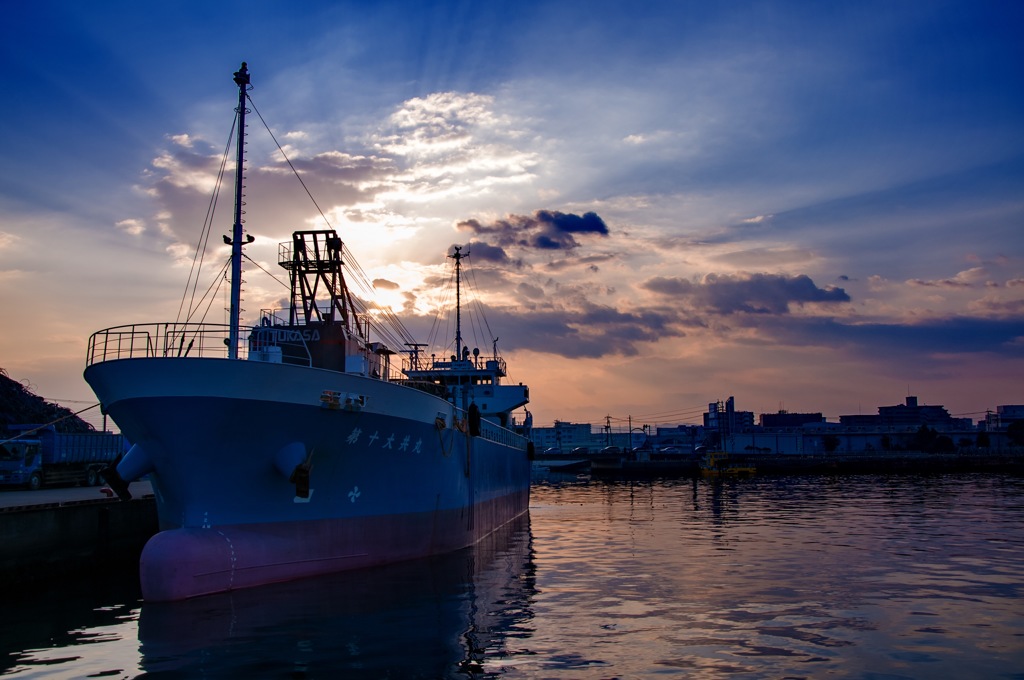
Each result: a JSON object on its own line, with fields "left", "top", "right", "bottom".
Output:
{"left": 2, "top": 0, "right": 1022, "bottom": 423}
{"left": 69, "top": 77, "right": 1024, "bottom": 423}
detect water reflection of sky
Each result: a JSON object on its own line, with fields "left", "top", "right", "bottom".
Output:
{"left": 2, "top": 475, "right": 1021, "bottom": 678}
{"left": 524, "top": 475, "right": 1023, "bottom": 678}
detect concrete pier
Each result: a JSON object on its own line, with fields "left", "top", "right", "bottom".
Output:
{"left": 0, "top": 482, "right": 157, "bottom": 584}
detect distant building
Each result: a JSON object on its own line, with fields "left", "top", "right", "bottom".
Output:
{"left": 760, "top": 411, "right": 824, "bottom": 428}
{"left": 837, "top": 414, "right": 879, "bottom": 427}
{"left": 655, "top": 425, "right": 703, "bottom": 452}
{"left": 704, "top": 397, "right": 755, "bottom": 435}
{"left": 838, "top": 396, "right": 971, "bottom": 433}
{"left": 877, "top": 396, "right": 964, "bottom": 430}
{"left": 530, "top": 420, "right": 594, "bottom": 452}
{"left": 533, "top": 396, "right": 1019, "bottom": 458}
{"left": 985, "top": 405, "right": 1024, "bottom": 428}
{"left": 726, "top": 395, "right": 985, "bottom": 454}
{"left": 981, "top": 405, "right": 1024, "bottom": 447}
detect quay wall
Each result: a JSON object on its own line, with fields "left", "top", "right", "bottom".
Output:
{"left": 0, "top": 497, "right": 157, "bottom": 584}
{"left": 588, "top": 450, "right": 1024, "bottom": 478}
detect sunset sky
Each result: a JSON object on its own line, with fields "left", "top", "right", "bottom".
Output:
{"left": 1, "top": 1, "right": 1022, "bottom": 431}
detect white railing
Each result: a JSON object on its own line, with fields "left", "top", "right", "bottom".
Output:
{"left": 86, "top": 323, "right": 242, "bottom": 366}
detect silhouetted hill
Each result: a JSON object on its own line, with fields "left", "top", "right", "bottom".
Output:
{"left": 0, "top": 369, "right": 94, "bottom": 433}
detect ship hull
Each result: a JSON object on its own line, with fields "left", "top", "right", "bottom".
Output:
{"left": 84, "top": 357, "right": 530, "bottom": 601}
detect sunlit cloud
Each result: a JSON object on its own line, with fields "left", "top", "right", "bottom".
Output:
{"left": 170, "top": 133, "right": 195, "bottom": 148}
{"left": 115, "top": 218, "right": 145, "bottom": 236}
{"left": 2, "top": 0, "right": 1022, "bottom": 423}
{"left": 907, "top": 267, "right": 988, "bottom": 288}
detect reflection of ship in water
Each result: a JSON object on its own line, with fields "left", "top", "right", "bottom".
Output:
{"left": 138, "top": 513, "right": 535, "bottom": 678}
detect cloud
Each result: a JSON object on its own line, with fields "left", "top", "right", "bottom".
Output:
{"left": 372, "top": 278, "right": 399, "bottom": 290}
{"left": 517, "top": 282, "right": 544, "bottom": 299}
{"left": 641, "top": 276, "right": 693, "bottom": 296}
{"left": 457, "top": 210, "right": 609, "bottom": 251}
{"left": 710, "top": 246, "right": 819, "bottom": 269}
{"left": 641, "top": 273, "right": 850, "bottom": 314}
{"left": 366, "top": 92, "right": 540, "bottom": 208}
{"left": 467, "top": 301, "right": 686, "bottom": 359}
{"left": 753, "top": 315, "right": 1024, "bottom": 362}
{"left": 377, "top": 92, "right": 505, "bottom": 157}
{"left": 115, "top": 219, "right": 145, "bottom": 236}
{"left": 907, "top": 267, "right": 988, "bottom": 288}
{"left": 544, "top": 253, "right": 615, "bottom": 272}
{"left": 970, "top": 298, "right": 1024, "bottom": 315}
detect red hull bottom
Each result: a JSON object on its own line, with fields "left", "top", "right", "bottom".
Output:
{"left": 140, "top": 490, "right": 529, "bottom": 601}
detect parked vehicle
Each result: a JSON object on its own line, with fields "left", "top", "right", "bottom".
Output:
{"left": 0, "top": 425, "right": 126, "bottom": 490}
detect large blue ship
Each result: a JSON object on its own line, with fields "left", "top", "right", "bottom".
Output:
{"left": 83, "top": 63, "right": 533, "bottom": 601}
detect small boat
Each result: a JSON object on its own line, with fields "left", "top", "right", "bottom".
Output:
{"left": 84, "top": 63, "right": 533, "bottom": 601}
{"left": 699, "top": 451, "right": 756, "bottom": 477}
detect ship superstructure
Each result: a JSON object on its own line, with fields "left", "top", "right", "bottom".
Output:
{"left": 84, "top": 63, "right": 532, "bottom": 601}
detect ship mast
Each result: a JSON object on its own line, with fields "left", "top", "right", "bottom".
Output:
{"left": 228, "top": 62, "right": 251, "bottom": 359}
{"left": 451, "top": 246, "right": 466, "bottom": 359}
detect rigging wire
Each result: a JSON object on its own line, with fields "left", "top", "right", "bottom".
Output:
{"left": 246, "top": 95, "right": 419, "bottom": 347}
{"left": 425, "top": 265, "right": 457, "bottom": 353}
{"left": 191, "top": 258, "right": 231, "bottom": 326}
{"left": 174, "top": 90, "right": 493, "bottom": 362}
{"left": 177, "top": 119, "right": 236, "bottom": 325}
{"left": 463, "top": 256, "right": 498, "bottom": 351}
{"left": 243, "top": 253, "right": 289, "bottom": 291}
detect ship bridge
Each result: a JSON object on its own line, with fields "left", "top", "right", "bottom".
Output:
{"left": 403, "top": 353, "right": 528, "bottom": 425}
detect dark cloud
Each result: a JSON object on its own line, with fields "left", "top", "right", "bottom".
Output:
{"left": 403, "top": 258, "right": 1020, "bottom": 367}
{"left": 457, "top": 210, "right": 609, "bottom": 251}
{"left": 452, "top": 240, "right": 513, "bottom": 265}
{"left": 373, "top": 278, "right": 399, "bottom": 290}
{"left": 907, "top": 278, "right": 969, "bottom": 288}
{"left": 491, "top": 302, "right": 683, "bottom": 358}
{"left": 972, "top": 298, "right": 1024, "bottom": 315}
{"left": 750, "top": 315, "right": 1024, "bottom": 362}
{"left": 517, "top": 282, "right": 544, "bottom": 299}
{"left": 535, "top": 210, "right": 609, "bottom": 235}
{"left": 400, "top": 298, "right": 686, "bottom": 360}
{"left": 544, "top": 253, "right": 615, "bottom": 272}
{"left": 641, "top": 273, "right": 850, "bottom": 314}
{"left": 641, "top": 276, "right": 694, "bottom": 296}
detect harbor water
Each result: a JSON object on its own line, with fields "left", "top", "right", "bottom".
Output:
{"left": 2, "top": 472, "right": 1022, "bottom": 678}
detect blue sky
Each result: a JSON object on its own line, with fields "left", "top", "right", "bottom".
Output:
{"left": 1, "top": 0, "right": 1022, "bottom": 428}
